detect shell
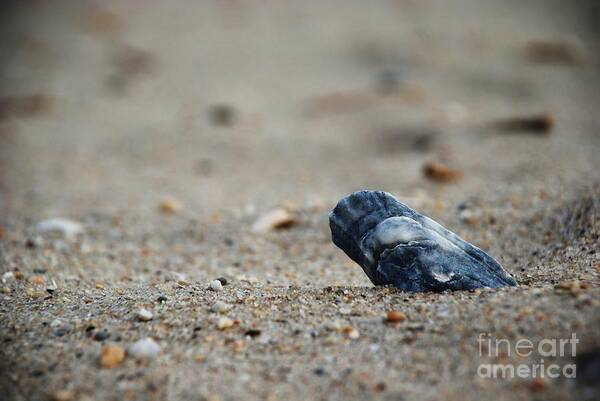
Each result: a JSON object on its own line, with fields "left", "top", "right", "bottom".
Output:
{"left": 329, "top": 191, "right": 517, "bottom": 292}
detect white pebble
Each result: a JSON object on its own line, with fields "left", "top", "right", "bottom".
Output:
{"left": 137, "top": 308, "right": 153, "bottom": 321}
{"left": 36, "top": 218, "right": 83, "bottom": 239}
{"left": 217, "top": 317, "right": 234, "bottom": 330}
{"left": 128, "top": 338, "right": 161, "bottom": 359}
{"left": 209, "top": 280, "right": 223, "bottom": 291}
{"left": 211, "top": 301, "right": 232, "bottom": 314}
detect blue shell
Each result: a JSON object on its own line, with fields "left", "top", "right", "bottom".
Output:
{"left": 329, "top": 191, "right": 517, "bottom": 292}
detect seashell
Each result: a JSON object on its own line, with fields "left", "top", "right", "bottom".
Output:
{"left": 329, "top": 191, "right": 517, "bottom": 292}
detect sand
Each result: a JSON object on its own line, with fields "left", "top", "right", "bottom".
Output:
{"left": 1, "top": 1, "right": 599, "bottom": 400}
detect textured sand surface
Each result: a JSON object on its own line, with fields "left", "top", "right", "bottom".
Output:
{"left": 1, "top": 1, "right": 599, "bottom": 400}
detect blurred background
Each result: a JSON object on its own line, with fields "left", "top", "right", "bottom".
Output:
{"left": 0, "top": 0, "right": 599, "bottom": 217}
{"left": 1, "top": 3, "right": 600, "bottom": 401}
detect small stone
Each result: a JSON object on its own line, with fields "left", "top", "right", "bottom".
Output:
{"left": 157, "top": 295, "right": 168, "bottom": 303}
{"left": 244, "top": 329, "right": 262, "bottom": 338}
{"left": 216, "top": 277, "right": 228, "bottom": 286}
{"left": 488, "top": 113, "right": 554, "bottom": 135}
{"left": 313, "top": 367, "right": 326, "bottom": 376}
{"left": 342, "top": 326, "right": 360, "bottom": 339}
{"left": 94, "top": 331, "right": 110, "bottom": 341}
{"left": 159, "top": 197, "right": 184, "bottom": 214}
{"left": 422, "top": 161, "right": 462, "bottom": 182}
{"left": 208, "top": 104, "right": 236, "bottom": 126}
{"left": 36, "top": 218, "right": 83, "bottom": 239}
{"left": 339, "top": 306, "right": 352, "bottom": 315}
{"left": 100, "top": 345, "right": 125, "bottom": 368}
{"left": 25, "top": 236, "right": 44, "bottom": 248}
{"left": 1, "top": 271, "right": 14, "bottom": 282}
{"left": 458, "top": 208, "right": 480, "bottom": 226}
{"left": 251, "top": 208, "right": 297, "bottom": 233}
{"left": 211, "top": 301, "right": 232, "bottom": 314}
{"left": 137, "top": 308, "right": 153, "bottom": 321}
{"left": 30, "top": 275, "right": 45, "bottom": 285}
{"left": 209, "top": 280, "right": 223, "bottom": 291}
{"left": 51, "top": 389, "right": 73, "bottom": 401}
{"left": 217, "top": 317, "right": 235, "bottom": 330}
{"left": 128, "top": 338, "right": 161, "bottom": 359}
{"left": 386, "top": 311, "right": 407, "bottom": 323}
{"left": 525, "top": 40, "right": 582, "bottom": 65}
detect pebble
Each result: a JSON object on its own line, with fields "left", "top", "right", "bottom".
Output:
{"left": 100, "top": 345, "right": 125, "bottom": 368}
{"left": 386, "top": 311, "right": 407, "bottom": 323}
{"left": 458, "top": 208, "right": 481, "bottom": 225}
{"left": 342, "top": 326, "right": 360, "bottom": 339}
{"left": 157, "top": 295, "right": 168, "bottom": 303}
{"left": 25, "top": 236, "right": 44, "bottom": 248}
{"left": 30, "top": 275, "right": 45, "bottom": 285}
{"left": 159, "top": 197, "right": 184, "bottom": 214}
{"left": 216, "top": 277, "right": 228, "bottom": 286}
{"left": 488, "top": 113, "right": 554, "bottom": 135}
{"left": 209, "top": 280, "right": 223, "bottom": 291}
{"left": 217, "top": 317, "right": 235, "bottom": 330}
{"left": 137, "top": 308, "right": 153, "bottom": 321}
{"left": 244, "top": 329, "right": 262, "bottom": 338}
{"left": 211, "top": 301, "right": 232, "bottom": 313}
{"left": 94, "top": 331, "right": 110, "bottom": 341}
{"left": 51, "top": 390, "right": 73, "bottom": 401}
{"left": 2, "top": 271, "right": 15, "bottom": 282}
{"left": 422, "top": 161, "right": 462, "bottom": 182}
{"left": 208, "top": 104, "right": 236, "bottom": 126}
{"left": 251, "top": 208, "right": 297, "bottom": 233}
{"left": 36, "top": 218, "right": 83, "bottom": 239}
{"left": 128, "top": 338, "right": 161, "bottom": 359}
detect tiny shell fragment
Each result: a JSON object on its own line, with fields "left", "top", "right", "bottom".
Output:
{"left": 422, "top": 162, "right": 462, "bottom": 182}
{"left": 252, "top": 208, "right": 297, "bottom": 233}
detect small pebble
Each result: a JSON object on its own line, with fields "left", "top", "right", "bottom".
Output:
{"left": 488, "top": 113, "right": 554, "bottom": 135}
{"left": 36, "top": 218, "right": 83, "bottom": 239}
{"left": 251, "top": 208, "right": 297, "bottom": 233}
{"left": 422, "top": 161, "right": 462, "bottom": 182}
{"left": 216, "top": 277, "right": 228, "bottom": 286}
{"left": 137, "top": 308, "right": 153, "bottom": 321}
{"left": 211, "top": 301, "right": 232, "bottom": 313}
{"left": 159, "top": 197, "right": 184, "bottom": 214}
{"left": 209, "top": 280, "right": 223, "bottom": 291}
{"left": 94, "top": 331, "right": 110, "bottom": 342}
{"left": 208, "top": 104, "right": 236, "bottom": 126}
{"left": 386, "top": 311, "right": 407, "bottom": 323}
{"left": 217, "top": 317, "right": 235, "bottom": 330}
{"left": 128, "top": 338, "right": 161, "bottom": 359}
{"left": 157, "top": 295, "right": 168, "bottom": 303}
{"left": 100, "top": 345, "right": 125, "bottom": 368}
{"left": 30, "top": 275, "right": 45, "bottom": 285}
{"left": 342, "top": 326, "right": 360, "bottom": 339}
{"left": 51, "top": 390, "right": 73, "bottom": 401}
{"left": 244, "top": 329, "right": 262, "bottom": 338}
